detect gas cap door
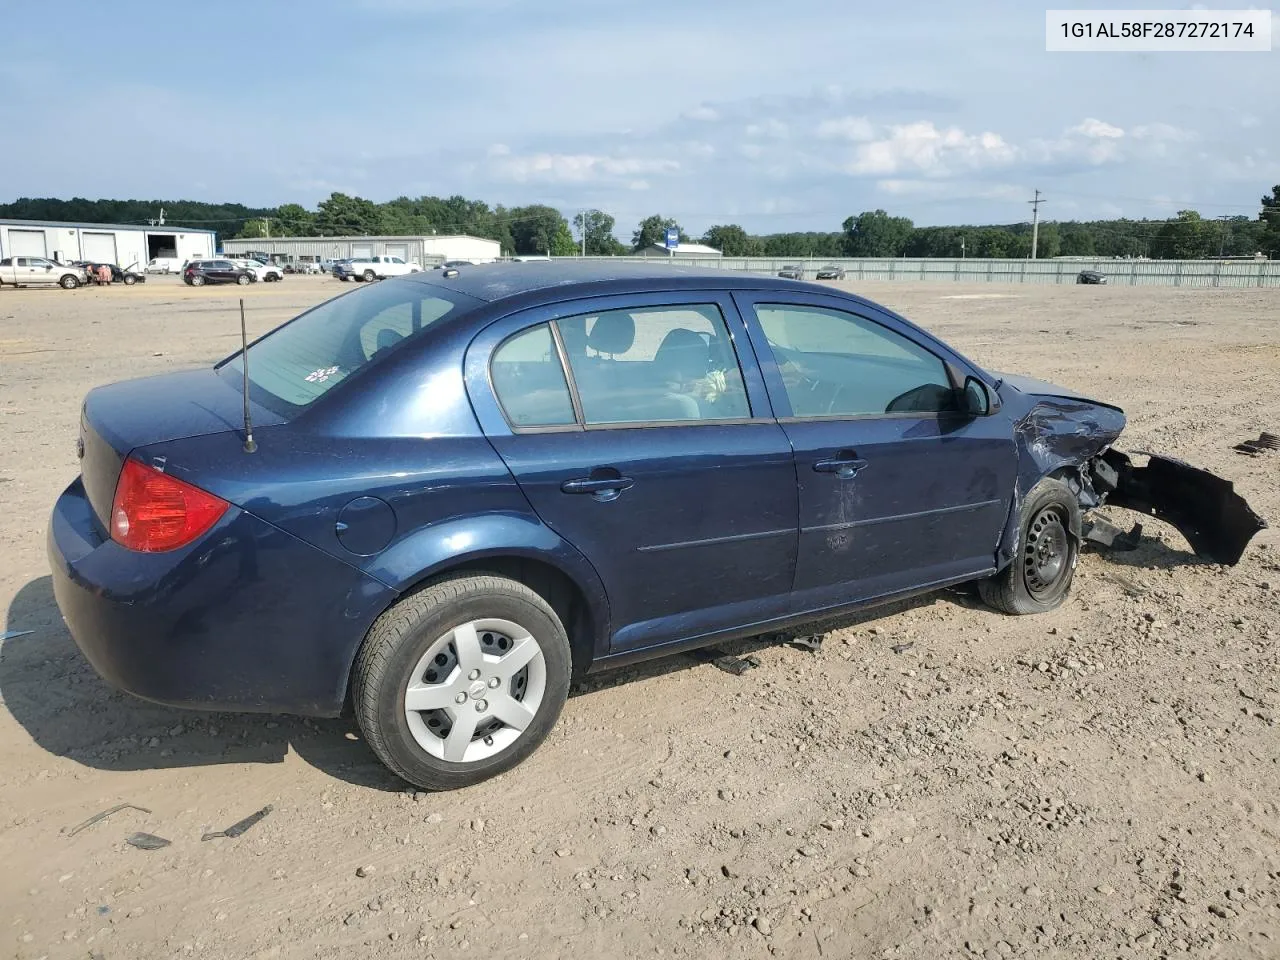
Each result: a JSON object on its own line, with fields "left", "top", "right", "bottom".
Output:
{"left": 335, "top": 497, "right": 396, "bottom": 556}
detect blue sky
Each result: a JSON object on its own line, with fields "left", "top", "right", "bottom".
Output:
{"left": 0, "top": 0, "right": 1275, "bottom": 236}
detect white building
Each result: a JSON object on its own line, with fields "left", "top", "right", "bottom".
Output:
{"left": 0, "top": 218, "right": 216, "bottom": 269}
{"left": 222, "top": 234, "right": 502, "bottom": 265}
{"left": 631, "top": 242, "right": 722, "bottom": 258}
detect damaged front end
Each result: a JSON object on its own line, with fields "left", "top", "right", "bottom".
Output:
{"left": 996, "top": 373, "right": 1267, "bottom": 568}
{"left": 1092, "top": 449, "right": 1266, "bottom": 565}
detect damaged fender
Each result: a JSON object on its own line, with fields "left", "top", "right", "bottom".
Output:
{"left": 1095, "top": 449, "right": 1267, "bottom": 565}
{"left": 993, "top": 373, "right": 1266, "bottom": 568}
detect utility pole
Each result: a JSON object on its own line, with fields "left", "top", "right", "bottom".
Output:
{"left": 158, "top": 207, "right": 166, "bottom": 226}
{"left": 960, "top": 236, "right": 965, "bottom": 259}
{"left": 1028, "top": 189, "right": 1044, "bottom": 259}
{"left": 1217, "top": 215, "right": 1229, "bottom": 257}
{"left": 263, "top": 217, "right": 271, "bottom": 239}
{"left": 581, "top": 210, "right": 586, "bottom": 257}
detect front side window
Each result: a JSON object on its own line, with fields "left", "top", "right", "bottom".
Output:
{"left": 490, "top": 324, "right": 575, "bottom": 427}
{"left": 219, "top": 282, "right": 471, "bottom": 413}
{"left": 753, "top": 304, "right": 957, "bottom": 417}
{"left": 556, "top": 304, "right": 750, "bottom": 424}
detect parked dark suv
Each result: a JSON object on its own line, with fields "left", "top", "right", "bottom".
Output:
{"left": 47, "top": 263, "right": 1264, "bottom": 791}
{"left": 183, "top": 259, "right": 253, "bottom": 286}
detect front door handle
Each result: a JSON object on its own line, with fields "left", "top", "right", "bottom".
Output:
{"left": 814, "top": 452, "right": 868, "bottom": 479}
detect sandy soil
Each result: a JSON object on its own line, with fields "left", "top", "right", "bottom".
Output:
{"left": 1, "top": 276, "right": 1277, "bottom": 960}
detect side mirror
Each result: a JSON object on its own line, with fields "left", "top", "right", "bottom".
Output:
{"left": 961, "top": 376, "right": 997, "bottom": 416}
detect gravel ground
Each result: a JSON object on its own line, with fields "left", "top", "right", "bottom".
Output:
{"left": 1, "top": 276, "right": 1277, "bottom": 960}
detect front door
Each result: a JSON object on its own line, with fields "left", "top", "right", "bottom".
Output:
{"left": 733, "top": 293, "right": 1017, "bottom": 611}
{"left": 468, "top": 292, "right": 797, "bottom": 654}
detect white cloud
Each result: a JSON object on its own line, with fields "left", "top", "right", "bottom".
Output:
{"left": 1130, "top": 122, "right": 1194, "bottom": 142}
{"left": 1070, "top": 118, "right": 1125, "bottom": 139}
{"left": 816, "top": 116, "right": 876, "bottom": 141}
{"left": 745, "top": 119, "right": 789, "bottom": 139}
{"left": 682, "top": 105, "right": 719, "bottom": 122}
{"left": 490, "top": 152, "right": 679, "bottom": 183}
{"left": 846, "top": 122, "right": 1017, "bottom": 177}
{"left": 486, "top": 143, "right": 510, "bottom": 156}
{"left": 739, "top": 144, "right": 764, "bottom": 159}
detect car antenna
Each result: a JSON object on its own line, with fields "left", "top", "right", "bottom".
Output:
{"left": 239, "top": 298, "right": 257, "bottom": 453}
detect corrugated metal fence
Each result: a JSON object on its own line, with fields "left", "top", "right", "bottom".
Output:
{"left": 571, "top": 256, "right": 1280, "bottom": 288}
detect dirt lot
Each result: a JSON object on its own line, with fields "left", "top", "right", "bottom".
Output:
{"left": 1, "top": 276, "right": 1277, "bottom": 960}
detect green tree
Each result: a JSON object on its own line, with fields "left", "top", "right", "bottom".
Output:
{"left": 842, "top": 210, "right": 914, "bottom": 257}
{"left": 1153, "top": 210, "right": 1214, "bottom": 259}
{"left": 1259, "top": 186, "right": 1280, "bottom": 258}
{"left": 509, "top": 204, "right": 574, "bottom": 255}
{"left": 632, "top": 214, "right": 687, "bottom": 251}
{"left": 701, "top": 224, "right": 762, "bottom": 256}
{"left": 314, "top": 192, "right": 381, "bottom": 236}
{"left": 572, "top": 209, "right": 625, "bottom": 255}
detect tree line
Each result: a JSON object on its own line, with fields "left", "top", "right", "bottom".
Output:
{"left": 3, "top": 187, "right": 1278, "bottom": 259}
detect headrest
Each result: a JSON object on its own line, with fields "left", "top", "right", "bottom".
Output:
{"left": 587, "top": 312, "right": 635, "bottom": 355}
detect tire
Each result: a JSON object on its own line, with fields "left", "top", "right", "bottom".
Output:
{"left": 123, "top": 275, "right": 136, "bottom": 286}
{"left": 363, "top": 270, "right": 377, "bottom": 282}
{"left": 352, "top": 573, "right": 572, "bottom": 791}
{"left": 190, "top": 275, "right": 205, "bottom": 286}
{"left": 60, "top": 274, "right": 80, "bottom": 289}
{"left": 979, "top": 478, "right": 1080, "bottom": 615}
{"left": 237, "top": 274, "right": 250, "bottom": 285}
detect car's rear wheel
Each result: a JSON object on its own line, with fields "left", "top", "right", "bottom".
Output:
{"left": 60, "top": 274, "right": 80, "bottom": 289}
{"left": 978, "top": 478, "right": 1079, "bottom": 615}
{"left": 353, "top": 573, "right": 571, "bottom": 791}
{"left": 190, "top": 275, "right": 205, "bottom": 286}
{"left": 363, "top": 269, "right": 377, "bottom": 282}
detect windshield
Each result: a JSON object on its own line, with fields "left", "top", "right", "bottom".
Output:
{"left": 218, "top": 281, "right": 475, "bottom": 415}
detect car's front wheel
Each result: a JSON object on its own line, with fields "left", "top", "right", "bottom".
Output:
{"left": 353, "top": 573, "right": 571, "bottom": 791}
{"left": 60, "top": 274, "right": 80, "bottom": 289}
{"left": 123, "top": 275, "right": 136, "bottom": 285}
{"left": 979, "top": 478, "right": 1079, "bottom": 615}
{"left": 237, "top": 274, "right": 250, "bottom": 285}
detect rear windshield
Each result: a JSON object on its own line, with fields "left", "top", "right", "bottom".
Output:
{"left": 218, "top": 281, "right": 473, "bottom": 414}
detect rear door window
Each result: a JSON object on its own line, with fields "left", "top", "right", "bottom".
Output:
{"left": 219, "top": 282, "right": 479, "bottom": 414}
{"left": 490, "top": 324, "right": 576, "bottom": 427}
{"left": 556, "top": 304, "right": 751, "bottom": 424}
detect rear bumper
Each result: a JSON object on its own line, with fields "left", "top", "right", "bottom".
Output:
{"left": 48, "top": 477, "right": 396, "bottom": 716}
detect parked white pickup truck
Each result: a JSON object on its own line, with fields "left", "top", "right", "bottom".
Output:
{"left": 335, "top": 256, "right": 422, "bottom": 282}
{"left": 0, "top": 256, "right": 86, "bottom": 289}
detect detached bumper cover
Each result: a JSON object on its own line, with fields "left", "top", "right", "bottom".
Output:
{"left": 1099, "top": 450, "right": 1267, "bottom": 566}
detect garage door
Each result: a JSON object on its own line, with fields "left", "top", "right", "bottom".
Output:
{"left": 385, "top": 243, "right": 408, "bottom": 260}
{"left": 82, "top": 232, "right": 118, "bottom": 264}
{"left": 7, "top": 229, "right": 47, "bottom": 258}
{"left": 351, "top": 243, "right": 374, "bottom": 259}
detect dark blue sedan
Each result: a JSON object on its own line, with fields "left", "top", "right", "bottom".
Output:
{"left": 47, "top": 263, "right": 1263, "bottom": 790}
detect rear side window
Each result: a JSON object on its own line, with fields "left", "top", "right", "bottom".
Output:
{"left": 490, "top": 324, "right": 575, "bottom": 427}
{"left": 220, "top": 282, "right": 470, "bottom": 413}
{"left": 557, "top": 304, "right": 751, "bottom": 424}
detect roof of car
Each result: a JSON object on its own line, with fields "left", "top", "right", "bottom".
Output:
{"left": 403, "top": 260, "right": 830, "bottom": 305}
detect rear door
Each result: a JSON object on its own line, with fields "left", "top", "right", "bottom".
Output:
{"left": 467, "top": 291, "right": 798, "bottom": 654}
{"left": 733, "top": 291, "right": 1017, "bottom": 611}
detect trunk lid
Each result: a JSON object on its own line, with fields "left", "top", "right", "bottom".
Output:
{"left": 78, "top": 369, "right": 285, "bottom": 527}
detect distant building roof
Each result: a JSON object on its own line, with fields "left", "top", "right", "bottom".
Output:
{"left": 632, "top": 242, "right": 721, "bottom": 257}
{"left": 0, "top": 217, "right": 215, "bottom": 235}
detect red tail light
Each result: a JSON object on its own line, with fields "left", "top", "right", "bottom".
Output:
{"left": 110, "top": 459, "right": 229, "bottom": 552}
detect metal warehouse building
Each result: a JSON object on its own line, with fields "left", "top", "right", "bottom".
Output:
{"left": 0, "top": 218, "right": 216, "bottom": 269}
{"left": 222, "top": 234, "right": 501, "bottom": 264}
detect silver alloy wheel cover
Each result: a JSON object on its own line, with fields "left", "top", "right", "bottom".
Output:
{"left": 403, "top": 617, "right": 547, "bottom": 763}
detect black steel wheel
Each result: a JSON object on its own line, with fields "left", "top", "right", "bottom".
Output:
{"left": 978, "top": 478, "right": 1079, "bottom": 615}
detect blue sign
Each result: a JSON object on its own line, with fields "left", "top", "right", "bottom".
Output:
{"left": 664, "top": 227, "right": 679, "bottom": 249}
